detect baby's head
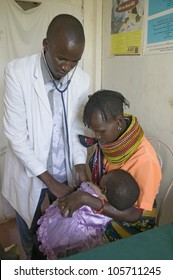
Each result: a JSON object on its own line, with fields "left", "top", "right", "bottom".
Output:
{"left": 100, "top": 169, "right": 140, "bottom": 211}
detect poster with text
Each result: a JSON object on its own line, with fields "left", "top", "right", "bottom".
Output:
{"left": 143, "top": 0, "right": 173, "bottom": 54}
{"left": 111, "top": 0, "right": 144, "bottom": 55}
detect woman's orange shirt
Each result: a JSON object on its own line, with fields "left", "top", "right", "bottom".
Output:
{"left": 103, "top": 136, "right": 162, "bottom": 211}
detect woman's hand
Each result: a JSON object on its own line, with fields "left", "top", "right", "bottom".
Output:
{"left": 58, "top": 190, "right": 88, "bottom": 217}
{"left": 58, "top": 190, "right": 106, "bottom": 218}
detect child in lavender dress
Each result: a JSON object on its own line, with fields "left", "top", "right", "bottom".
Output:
{"left": 37, "top": 169, "right": 139, "bottom": 259}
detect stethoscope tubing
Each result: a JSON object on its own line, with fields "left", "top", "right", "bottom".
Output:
{"left": 43, "top": 50, "right": 80, "bottom": 186}
{"left": 52, "top": 78, "right": 80, "bottom": 187}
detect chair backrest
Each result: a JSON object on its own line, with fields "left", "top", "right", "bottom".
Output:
{"left": 147, "top": 136, "right": 173, "bottom": 227}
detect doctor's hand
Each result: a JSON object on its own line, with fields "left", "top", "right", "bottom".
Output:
{"left": 38, "top": 171, "right": 73, "bottom": 198}
{"left": 75, "top": 164, "right": 89, "bottom": 184}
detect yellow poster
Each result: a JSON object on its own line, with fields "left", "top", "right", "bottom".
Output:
{"left": 111, "top": 0, "right": 144, "bottom": 55}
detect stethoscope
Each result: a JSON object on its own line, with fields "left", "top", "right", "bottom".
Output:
{"left": 42, "top": 50, "right": 80, "bottom": 186}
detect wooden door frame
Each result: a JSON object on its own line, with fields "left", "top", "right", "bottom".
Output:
{"left": 83, "top": 0, "right": 102, "bottom": 92}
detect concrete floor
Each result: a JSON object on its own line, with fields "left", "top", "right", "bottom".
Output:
{"left": 0, "top": 218, "right": 25, "bottom": 259}
{"left": 0, "top": 195, "right": 50, "bottom": 260}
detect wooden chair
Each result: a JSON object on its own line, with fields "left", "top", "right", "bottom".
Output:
{"left": 147, "top": 136, "right": 173, "bottom": 227}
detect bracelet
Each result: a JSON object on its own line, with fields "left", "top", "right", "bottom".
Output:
{"left": 94, "top": 197, "right": 105, "bottom": 214}
{"left": 132, "top": 205, "right": 143, "bottom": 210}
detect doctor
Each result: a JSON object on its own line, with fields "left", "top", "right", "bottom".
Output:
{"left": 2, "top": 14, "right": 90, "bottom": 259}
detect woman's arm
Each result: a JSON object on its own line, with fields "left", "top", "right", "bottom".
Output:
{"left": 58, "top": 190, "right": 143, "bottom": 222}
{"left": 83, "top": 192, "right": 143, "bottom": 222}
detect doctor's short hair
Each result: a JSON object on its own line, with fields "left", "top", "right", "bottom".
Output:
{"left": 103, "top": 169, "right": 140, "bottom": 211}
{"left": 46, "top": 14, "right": 85, "bottom": 44}
{"left": 83, "top": 89, "right": 130, "bottom": 127}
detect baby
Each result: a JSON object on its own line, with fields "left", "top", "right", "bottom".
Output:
{"left": 37, "top": 169, "right": 139, "bottom": 259}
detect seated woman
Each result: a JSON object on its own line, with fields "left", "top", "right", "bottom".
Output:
{"left": 59, "top": 89, "right": 162, "bottom": 239}
{"left": 37, "top": 169, "right": 139, "bottom": 259}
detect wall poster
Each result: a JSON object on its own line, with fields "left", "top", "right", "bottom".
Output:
{"left": 111, "top": 0, "right": 144, "bottom": 55}
{"left": 143, "top": 0, "right": 173, "bottom": 54}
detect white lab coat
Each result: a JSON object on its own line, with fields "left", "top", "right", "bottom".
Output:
{"left": 2, "top": 53, "right": 90, "bottom": 227}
